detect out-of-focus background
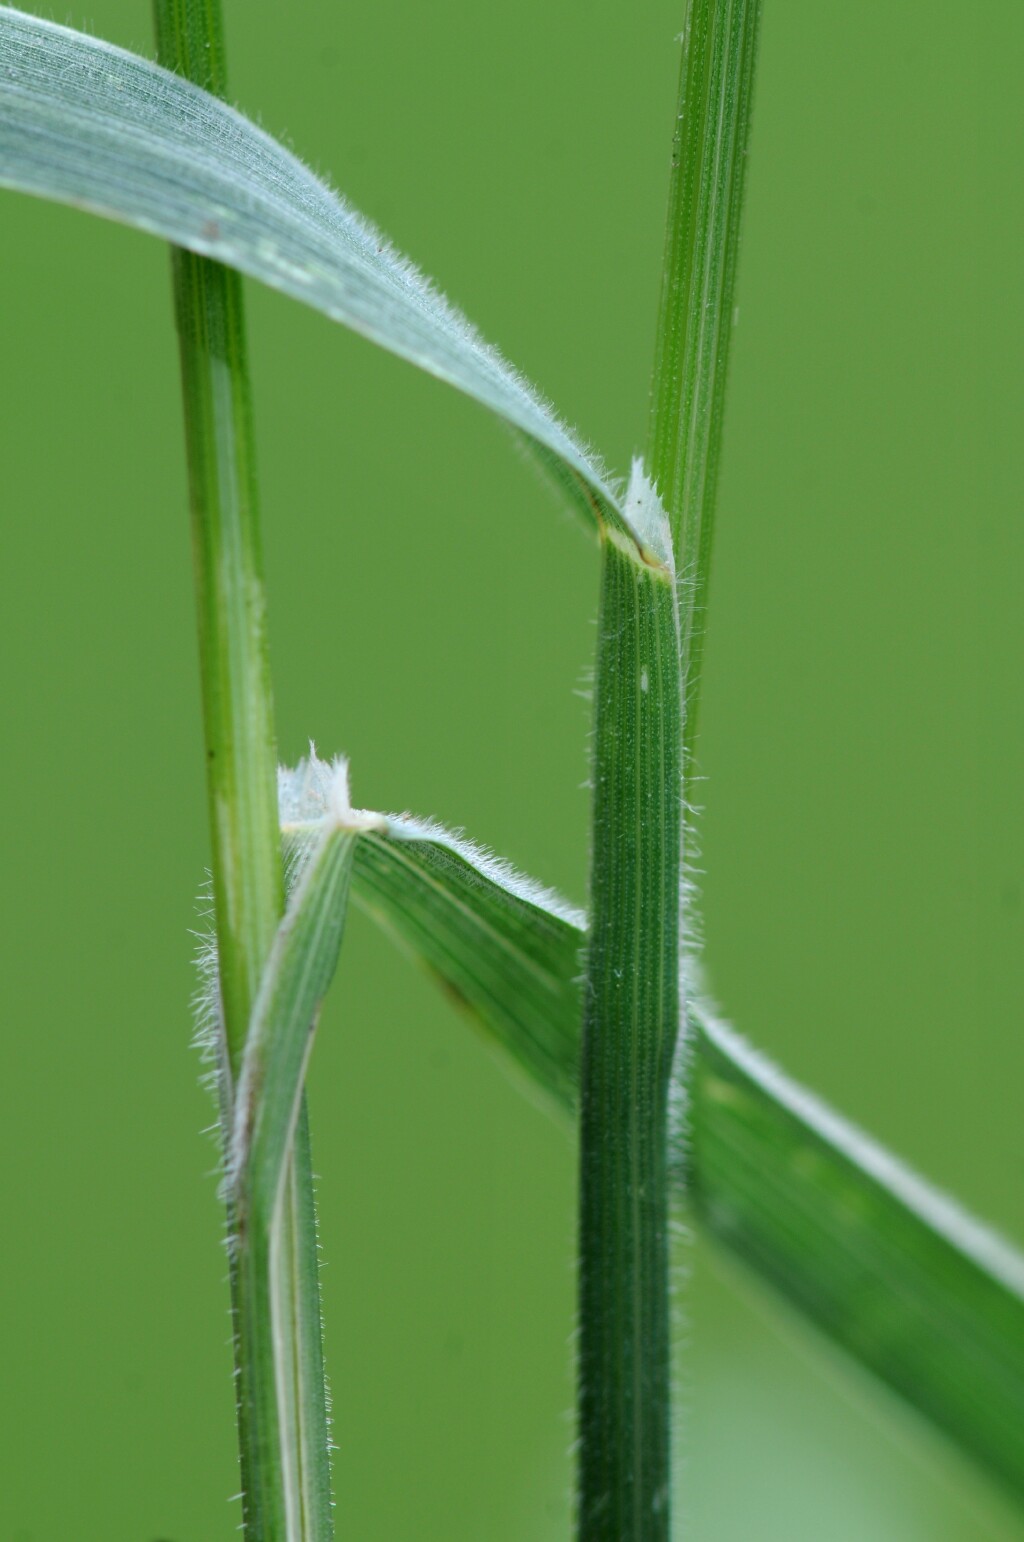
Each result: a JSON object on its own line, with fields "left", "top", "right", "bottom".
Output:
{"left": 1, "top": 1, "right": 1021, "bottom": 1536}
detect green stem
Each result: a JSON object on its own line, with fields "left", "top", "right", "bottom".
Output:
{"left": 647, "top": 0, "right": 762, "bottom": 759}
{"left": 153, "top": 3, "right": 333, "bottom": 1535}
{"left": 168, "top": 243, "right": 282, "bottom": 1067}
{"left": 577, "top": 6, "right": 764, "bottom": 1529}
{"left": 577, "top": 520, "right": 683, "bottom": 1542}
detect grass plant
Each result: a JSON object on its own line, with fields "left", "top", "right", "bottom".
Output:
{"left": 0, "top": 1, "right": 1021, "bottom": 1537}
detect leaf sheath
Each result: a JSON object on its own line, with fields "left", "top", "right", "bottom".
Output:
{"left": 577, "top": 519, "right": 683, "bottom": 1541}
{"left": 231, "top": 821, "right": 357, "bottom": 1540}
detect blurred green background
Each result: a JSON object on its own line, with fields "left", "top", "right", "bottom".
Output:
{"left": 1, "top": 0, "right": 1021, "bottom": 1536}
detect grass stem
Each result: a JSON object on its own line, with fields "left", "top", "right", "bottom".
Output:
{"left": 577, "top": 514, "right": 683, "bottom": 1541}
{"left": 575, "top": 5, "right": 764, "bottom": 1527}
{"left": 152, "top": 3, "right": 333, "bottom": 1534}
{"left": 647, "top": 0, "right": 762, "bottom": 758}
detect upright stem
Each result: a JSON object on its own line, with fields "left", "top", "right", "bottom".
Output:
{"left": 578, "top": 518, "right": 683, "bottom": 1542}
{"left": 576, "top": 7, "right": 762, "bottom": 1534}
{"left": 168, "top": 244, "right": 282, "bottom": 1072}
{"left": 647, "top": 0, "right": 762, "bottom": 759}
{"left": 153, "top": 3, "right": 333, "bottom": 1535}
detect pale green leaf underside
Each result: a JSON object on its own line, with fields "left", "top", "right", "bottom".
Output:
{"left": 340, "top": 802, "right": 1024, "bottom": 1499}
{"left": 0, "top": 7, "right": 665, "bottom": 558}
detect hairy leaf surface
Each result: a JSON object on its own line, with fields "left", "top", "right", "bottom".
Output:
{"left": 0, "top": 7, "right": 666, "bottom": 557}
{"left": 334, "top": 787, "right": 1024, "bottom": 1498}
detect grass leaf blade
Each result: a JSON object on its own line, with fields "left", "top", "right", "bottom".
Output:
{"left": 692, "top": 1015, "right": 1024, "bottom": 1497}
{"left": 354, "top": 821, "right": 584, "bottom": 1114}
{"left": 0, "top": 7, "right": 652, "bottom": 554}
{"left": 343, "top": 805, "right": 1024, "bottom": 1497}
{"left": 350, "top": 835, "right": 581, "bottom": 1113}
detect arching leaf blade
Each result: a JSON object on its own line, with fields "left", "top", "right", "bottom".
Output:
{"left": 354, "top": 822, "right": 584, "bottom": 1116}
{"left": 341, "top": 802, "right": 1024, "bottom": 1499}
{"left": 0, "top": 7, "right": 653, "bottom": 554}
